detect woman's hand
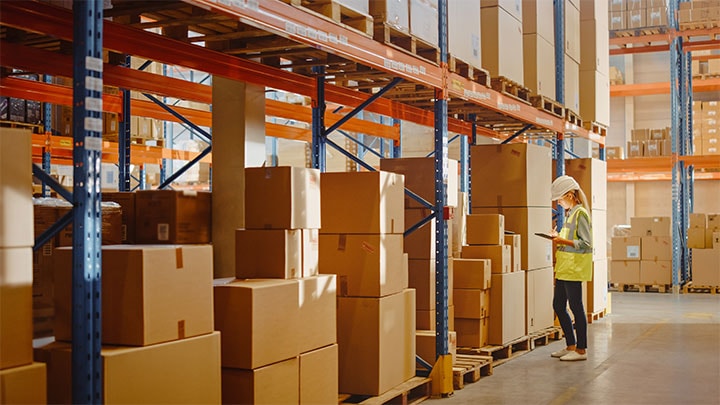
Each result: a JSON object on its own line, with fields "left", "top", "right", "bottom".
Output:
{"left": 549, "top": 229, "right": 559, "bottom": 239}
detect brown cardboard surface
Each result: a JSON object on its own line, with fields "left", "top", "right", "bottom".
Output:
{"left": 483, "top": 0, "right": 523, "bottom": 21}
{"left": 587, "top": 260, "right": 608, "bottom": 313}
{"left": 605, "top": 146, "right": 624, "bottom": 159}
{"left": 565, "top": 0, "right": 581, "bottom": 63}
{"left": 102, "top": 192, "right": 136, "bottom": 243}
{"left": 481, "top": 6, "right": 525, "bottom": 84}
{"left": 626, "top": 0, "right": 647, "bottom": 10}
{"left": 564, "top": 54, "right": 580, "bottom": 112}
{"left": 461, "top": 245, "right": 511, "bottom": 274}
{"left": 303, "top": 229, "right": 320, "bottom": 277}
{"left": 611, "top": 237, "right": 641, "bottom": 260}
{"left": 337, "top": 290, "right": 415, "bottom": 396}
{"left": 609, "top": 11, "right": 625, "bottom": 29}
{"left": 0, "top": 362, "right": 46, "bottom": 404}
{"left": 522, "top": 0, "right": 555, "bottom": 42}
{"left": 646, "top": 6, "right": 668, "bottom": 26}
{"left": 57, "top": 203, "right": 123, "bottom": 246}
{"left": 592, "top": 209, "right": 608, "bottom": 261}
{"left": 505, "top": 235, "right": 522, "bottom": 272}
{"left": 416, "top": 309, "right": 436, "bottom": 331}
{"left": 630, "top": 216, "right": 671, "bottom": 237}
{"left": 404, "top": 208, "right": 436, "bottom": 260}
{"left": 560, "top": 158, "right": 608, "bottom": 211}
{"left": 579, "top": 70, "right": 610, "bottom": 126}
{"left": 470, "top": 143, "right": 552, "bottom": 207}
{"left": 409, "top": 259, "right": 435, "bottom": 311}
{"left": 319, "top": 234, "right": 407, "bottom": 298}
{"left": 380, "top": 158, "right": 458, "bottom": 208}
{"left": 640, "top": 260, "right": 672, "bottom": 285}
{"left": 300, "top": 344, "right": 339, "bottom": 405}
{"left": 370, "top": 0, "right": 410, "bottom": 32}
{"left": 297, "top": 275, "right": 337, "bottom": 354}
{"left": 627, "top": 9, "right": 646, "bottom": 28}
{"left": 691, "top": 248, "right": 720, "bottom": 286}
{"left": 0, "top": 248, "right": 33, "bottom": 370}
{"left": 416, "top": 330, "right": 456, "bottom": 365}
{"left": 214, "top": 279, "right": 300, "bottom": 369}
{"left": 455, "top": 318, "right": 490, "bottom": 348}
{"left": 526, "top": 267, "right": 554, "bottom": 334}
{"left": 409, "top": 0, "right": 438, "bottom": 45}
{"left": 0, "top": 128, "right": 33, "bottom": 248}
{"left": 523, "top": 34, "right": 556, "bottom": 99}
{"left": 627, "top": 140, "right": 643, "bottom": 157}
{"left": 135, "top": 190, "right": 211, "bottom": 244}
{"left": 245, "top": 166, "right": 321, "bottom": 230}
{"left": 610, "top": 261, "right": 640, "bottom": 285}
{"left": 489, "top": 272, "right": 526, "bottom": 345}
{"left": 580, "top": 20, "right": 609, "bottom": 75}
{"left": 641, "top": 236, "right": 672, "bottom": 261}
{"left": 449, "top": 0, "right": 481, "bottom": 68}
{"left": 580, "top": 0, "right": 610, "bottom": 21}
{"left": 690, "top": 213, "right": 707, "bottom": 228}
{"left": 688, "top": 227, "right": 706, "bottom": 249}
{"left": 454, "top": 289, "right": 491, "bottom": 319}
{"left": 609, "top": 0, "right": 623, "bottom": 11}
{"left": 709, "top": 214, "right": 720, "bottom": 230}
{"left": 452, "top": 258, "right": 492, "bottom": 289}
{"left": 466, "top": 214, "right": 505, "bottom": 245}
{"left": 223, "top": 358, "right": 299, "bottom": 405}
{"left": 321, "top": 171, "right": 404, "bottom": 234}
{"left": 236, "top": 229, "right": 302, "bottom": 279}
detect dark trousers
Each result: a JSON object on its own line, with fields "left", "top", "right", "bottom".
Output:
{"left": 553, "top": 279, "right": 588, "bottom": 349}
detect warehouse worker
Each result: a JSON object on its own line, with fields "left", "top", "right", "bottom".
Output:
{"left": 549, "top": 175, "right": 592, "bottom": 362}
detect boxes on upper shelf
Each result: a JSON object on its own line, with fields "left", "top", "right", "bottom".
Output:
{"left": 523, "top": 33, "right": 557, "bottom": 99}
{"left": 565, "top": 54, "right": 580, "bottom": 112}
{"left": 135, "top": 190, "right": 212, "bottom": 244}
{"left": 0, "top": 128, "right": 33, "bottom": 248}
{"left": 409, "top": 0, "right": 438, "bottom": 46}
{"left": 609, "top": 11, "right": 625, "bottom": 30}
{"left": 481, "top": 5, "right": 525, "bottom": 85}
{"left": 380, "top": 157, "right": 459, "bottom": 208}
{"left": 579, "top": 70, "right": 610, "bottom": 126}
{"left": 0, "top": 247, "right": 33, "bottom": 370}
{"left": 369, "top": 0, "right": 410, "bottom": 33}
{"left": 449, "top": 0, "right": 482, "bottom": 69}
{"left": 565, "top": 0, "right": 581, "bottom": 63}
{"left": 522, "top": 0, "right": 555, "bottom": 42}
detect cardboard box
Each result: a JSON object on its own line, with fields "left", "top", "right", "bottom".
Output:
{"left": 641, "top": 236, "right": 672, "bottom": 261}
{"left": 319, "top": 233, "right": 407, "bottom": 298}
{"left": 631, "top": 216, "right": 671, "bottom": 237}
{"left": 579, "top": 69, "right": 610, "bottom": 125}
{"left": 565, "top": 0, "right": 581, "bottom": 63}
{"left": 525, "top": 267, "right": 554, "bottom": 334}
{"left": 472, "top": 207, "right": 553, "bottom": 270}
{"left": 505, "top": 234, "right": 522, "bottom": 272}
{"left": 102, "top": 192, "right": 136, "bottom": 243}
{"left": 0, "top": 248, "right": 33, "bottom": 370}
{"left": 452, "top": 258, "right": 492, "bottom": 289}
{"left": 336, "top": 0, "right": 369, "bottom": 14}
{"left": 416, "top": 330, "right": 457, "bottom": 365}
{"left": 409, "top": 259, "right": 435, "bottom": 311}
{"left": 483, "top": 0, "right": 523, "bottom": 21}
{"left": 522, "top": 0, "right": 555, "bottom": 42}
{"left": 466, "top": 214, "right": 505, "bottom": 245}
{"left": 404, "top": 208, "right": 436, "bottom": 260}
{"left": 56, "top": 202, "right": 123, "bottom": 246}
{"left": 587, "top": 260, "right": 608, "bottom": 313}
{"left": 302, "top": 228, "right": 320, "bottom": 277}
{"left": 54, "top": 245, "right": 214, "bottom": 346}
{"left": 611, "top": 237, "right": 641, "bottom": 260}
{"left": 609, "top": 11, "right": 625, "bottom": 30}
{"left": 481, "top": 6, "right": 525, "bottom": 84}
{"left": 0, "top": 128, "right": 33, "bottom": 248}
{"left": 245, "top": 166, "right": 321, "bottom": 230}
{"left": 416, "top": 309, "right": 436, "bottom": 331}
{"left": 627, "top": 140, "right": 643, "bottom": 157}
{"left": 454, "top": 289, "right": 491, "bottom": 319}
{"left": 470, "top": 143, "right": 552, "bottom": 207}
{"left": 380, "top": 157, "right": 458, "bottom": 208}
{"left": 580, "top": 0, "right": 610, "bottom": 21}
{"left": 713, "top": 231, "right": 720, "bottom": 249}
{"left": 640, "top": 260, "right": 672, "bottom": 285}
{"left": 688, "top": 227, "right": 706, "bottom": 249}
{"left": 449, "top": 0, "right": 482, "bottom": 69}
{"left": 488, "top": 272, "right": 526, "bottom": 345}
{"left": 135, "top": 190, "right": 211, "bottom": 244}
{"left": 592, "top": 209, "right": 608, "bottom": 260}
{"left": 337, "top": 290, "right": 415, "bottom": 396}
{"left": 609, "top": 0, "right": 624, "bottom": 12}
{"left": 370, "top": 0, "right": 410, "bottom": 32}
{"left": 605, "top": 146, "right": 624, "bottom": 159}
{"left": 409, "top": 0, "right": 438, "bottom": 46}
{"left": 0, "top": 362, "right": 46, "bottom": 404}
{"left": 298, "top": 275, "right": 337, "bottom": 354}
{"left": 222, "top": 357, "right": 298, "bottom": 405}
{"left": 626, "top": 0, "right": 646, "bottom": 10}
{"left": 610, "top": 260, "right": 640, "bottom": 284}
{"left": 565, "top": 54, "right": 581, "bottom": 112}
{"left": 455, "top": 317, "right": 490, "bottom": 347}
{"left": 647, "top": 7, "right": 668, "bottom": 26}
{"left": 39, "top": 332, "right": 221, "bottom": 405}
{"left": 321, "top": 171, "right": 404, "bottom": 234}
{"left": 632, "top": 129, "right": 651, "bottom": 141}
{"left": 691, "top": 248, "right": 720, "bottom": 286}
{"left": 690, "top": 213, "right": 708, "bottom": 229}
{"left": 523, "top": 34, "right": 556, "bottom": 99}
{"left": 214, "top": 278, "right": 300, "bottom": 369}
{"left": 627, "top": 9, "right": 646, "bottom": 28}
{"left": 236, "top": 229, "right": 302, "bottom": 279}
{"left": 709, "top": 214, "right": 720, "bottom": 230}
{"left": 580, "top": 19, "right": 609, "bottom": 75}
{"left": 461, "top": 245, "right": 511, "bottom": 274}
{"left": 564, "top": 158, "right": 607, "bottom": 211}
{"left": 300, "top": 344, "right": 339, "bottom": 405}
{"left": 644, "top": 140, "right": 662, "bottom": 157}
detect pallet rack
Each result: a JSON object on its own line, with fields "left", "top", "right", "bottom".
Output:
{"left": 0, "top": 0, "right": 610, "bottom": 399}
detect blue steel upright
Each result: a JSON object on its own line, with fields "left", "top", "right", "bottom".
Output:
{"left": 312, "top": 65, "right": 326, "bottom": 171}
{"left": 72, "top": 0, "right": 103, "bottom": 402}
{"left": 468, "top": 113, "right": 477, "bottom": 213}
{"left": 554, "top": 0, "right": 566, "bottom": 231}
{"left": 119, "top": 56, "right": 131, "bottom": 191}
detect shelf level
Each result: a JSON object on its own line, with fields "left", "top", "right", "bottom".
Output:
{"left": 607, "top": 155, "right": 720, "bottom": 174}
{"left": 610, "top": 78, "right": 720, "bottom": 97}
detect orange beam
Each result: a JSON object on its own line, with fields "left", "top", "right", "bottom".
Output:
{"left": 610, "top": 78, "right": 720, "bottom": 97}
{"left": 607, "top": 155, "right": 720, "bottom": 174}
{"left": 608, "top": 172, "right": 720, "bottom": 181}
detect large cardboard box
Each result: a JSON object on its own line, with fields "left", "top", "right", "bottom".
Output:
{"left": 692, "top": 213, "right": 710, "bottom": 229}
{"left": 409, "top": 0, "right": 438, "bottom": 46}
{"left": 0, "top": 362, "right": 46, "bottom": 404}
{"left": 523, "top": 33, "right": 556, "bottom": 99}
{"left": 691, "top": 248, "right": 720, "bottom": 286}
{"left": 449, "top": 0, "right": 482, "bottom": 69}
{"left": 688, "top": 227, "right": 706, "bottom": 249}
{"left": 236, "top": 229, "right": 302, "bottom": 279}
{"left": 135, "top": 190, "right": 211, "bottom": 244}
{"left": 337, "top": 290, "right": 415, "bottom": 396}
{"left": 319, "top": 234, "right": 407, "bottom": 298}
{"left": 565, "top": 0, "right": 581, "bottom": 63}
{"left": 54, "top": 245, "right": 214, "bottom": 346}
{"left": 39, "top": 332, "right": 221, "bottom": 405}
{"left": 579, "top": 70, "right": 610, "bottom": 126}
{"left": 640, "top": 260, "right": 672, "bottom": 285}
{"left": 610, "top": 260, "right": 640, "bottom": 285}
{"left": 380, "top": 157, "right": 458, "bottom": 208}
{"left": 452, "top": 258, "right": 491, "bottom": 289}
{"left": 505, "top": 234, "right": 522, "bottom": 272}
{"left": 245, "top": 166, "right": 321, "bottom": 230}
{"left": 452, "top": 192, "right": 468, "bottom": 256}
{"left": 470, "top": 143, "right": 552, "bottom": 207}
{"left": 56, "top": 202, "right": 123, "bottom": 246}
{"left": 300, "top": 344, "right": 339, "bottom": 405}
{"left": 461, "top": 245, "right": 511, "bottom": 274}
{"left": 580, "top": 19, "right": 610, "bottom": 75}
{"left": 631, "top": 216, "right": 671, "bottom": 237}
{"left": 409, "top": 259, "right": 435, "bottom": 311}
{"left": 641, "top": 237, "right": 672, "bottom": 261}
{"left": 488, "top": 272, "right": 526, "bottom": 345}
{"left": 416, "top": 330, "right": 457, "bottom": 365}
{"left": 416, "top": 309, "right": 435, "bottom": 331}
{"left": 707, "top": 229, "right": 719, "bottom": 249}
{"left": 370, "top": 0, "right": 410, "bottom": 32}
{"left": 565, "top": 54, "right": 580, "bottom": 112}
{"left": 404, "top": 208, "right": 436, "bottom": 260}
{"left": 482, "top": 0, "right": 523, "bottom": 21}
{"left": 102, "top": 192, "right": 136, "bottom": 243}
{"left": 214, "top": 279, "right": 300, "bottom": 369}
{"left": 0, "top": 248, "right": 33, "bottom": 370}
{"left": 455, "top": 317, "right": 490, "bottom": 348}
{"left": 481, "top": 6, "right": 525, "bottom": 84}
{"left": 298, "top": 275, "right": 337, "bottom": 354}
{"left": 303, "top": 228, "right": 320, "bottom": 277}
{"left": 587, "top": 260, "right": 608, "bottom": 313}
{"left": 564, "top": 158, "right": 607, "bottom": 211}
{"left": 472, "top": 207, "right": 553, "bottom": 270}
{"left": 454, "top": 289, "right": 490, "bottom": 319}
{"left": 611, "top": 237, "right": 641, "bottom": 261}
{"left": 0, "top": 128, "right": 33, "bottom": 248}
{"left": 522, "top": 0, "right": 555, "bottom": 42}
{"left": 222, "top": 358, "right": 299, "bottom": 405}
{"left": 592, "top": 209, "right": 608, "bottom": 261}
{"left": 526, "top": 267, "right": 554, "bottom": 334}
{"left": 580, "top": 0, "right": 609, "bottom": 21}
{"left": 466, "top": 214, "right": 505, "bottom": 245}
{"left": 321, "top": 171, "right": 404, "bottom": 234}
{"left": 647, "top": 6, "right": 668, "bottom": 26}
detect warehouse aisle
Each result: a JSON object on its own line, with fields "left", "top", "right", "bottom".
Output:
{"left": 432, "top": 293, "right": 720, "bottom": 405}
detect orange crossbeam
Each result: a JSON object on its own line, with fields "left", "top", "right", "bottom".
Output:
{"left": 610, "top": 78, "right": 720, "bottom": 97}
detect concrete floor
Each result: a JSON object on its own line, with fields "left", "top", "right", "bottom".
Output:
{"left": 432, "top": 293, "right": 720, "bottom": 405}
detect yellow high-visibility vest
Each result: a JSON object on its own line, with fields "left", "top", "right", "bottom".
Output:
{"left": 555, "top": 206, "right": 593, "bottom": 282}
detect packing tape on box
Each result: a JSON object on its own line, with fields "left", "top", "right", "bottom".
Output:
{"left": 176, "top": 247, "right": 184, "bottom": 269}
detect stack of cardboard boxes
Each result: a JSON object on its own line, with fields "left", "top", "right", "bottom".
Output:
{"left": 481, "top": 0, "right": 525, "bottom": 85}
{"left": 1, "top": 128, "right": 48, "bottom": 404}
{"left": 319, "top": 171, "right": 415, "bottom": 397}
{"left": 627, "top": 128, "right": 672, "bottom": 158}
{"left": 449, "top": 0, "right": 482, "bottom": 73}
{"left": 690, "top": 214, "right": 720, "bottom": 286}
{"left": 409, "top": 0, "right": 439, "bottom": 47}
{"left": 216, "top": 166, "right": 338, "bottom": 404}
{"left": 610, "top": 0, "right": 669, "bottom": 30}
{"left": 678, "top": 0, "right": 720, "bottom": 29}
{"left": 369, "top": 0, "right": 410, "bottom": 35}
{"left": 610, "top": 216, "right": 672, "bottom": 286}
{"left": 522, "top": 0, "right": 556, "bottom": 99}
{"left": 692, "top": 51, "right": 720, "bottom": 77}
{"left": 564, "top": 0, "right": 581, "bottom": 113}
{"left": 579, "top": 0, "right": 610, "bottom": 127}
{"left": 693, "top": 101, "right": 720, "bottom": 156}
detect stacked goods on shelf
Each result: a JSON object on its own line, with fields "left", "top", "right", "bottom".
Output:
{"left": 452, "top": 258, "right": 493, "bottom": 347}
{"left": 627, "top": 127, "right": 672, "bottom": 157}
{"left": 691, "top": 51, "right": 720, "bottom": 77}
{"left": 380, "top": 157, "right": 459, "bottom": 334}
{"left": 134, "top": 190, "right": 212, "bottom": 244}
{"left": 469, "top": 143, "right": 555, "bottom": 343}
{"left": 694, "top": 101, "right": 720, "bottom": 156}
{"left": 449, "top": 0, "right": 482, "bottom": 73}
{"left": 370, "top": 0, "right": 410, "bottom": 34}
{"left": 319, "top": 171, "right": 415, "bottom": 397}
{"left": 409, "top": 0, "right": 438, "bottom": 47}
{"left": 217, "top": 166, "right": 338, "bottom": 404}
{"left": 610, "top": 217, "right": 672, "bottom": 286}
{"left": 1, "top": 128, "right": 48, "bottom": 404}
{"left": 624, "top": 0, "right": 667, "bottom": 29}
{"left": 579, "top": 0, "right": 610, "bottom": 127}
{"left": 608, "top": 0, "right": 625, "bottom": 30}
{"left": 481, "top": 0, "right": 525, "bottom": 85}
{"left": 690, "top": 214, "right": 720, "bottom": 286}
{"left": 604, "top": 146, "right": 625, "bottom": 159}
{"left": 609, "top": 66, "right": 624, "bottom": 85}
{"left": 678, "top": 0, "right": 720, "bottom": 29}
{"left": 564, "top": 0, "right": 581, "bottom": 114}
{"left": 522, "top": 0, "right": 556, "bottom": 99}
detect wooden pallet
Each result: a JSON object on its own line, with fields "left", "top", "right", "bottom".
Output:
{"left": 565, "top": 109, "right": 583, "bottom": 127}
{"left": 682, "top": 284, "right": 720, "bottom": 294}
{"left": 285, "top": 0, "right": 374, "bottom": 37}
{"left": 490, "top": 77, "right": 531, "bottom": 104}
{"left": 339, "top": 377, "right": 431, "bottom": 405}
{"left": 457, "top": 335, "right": 531, "bottom": 367}
{"left": 587, "top": 309, "right": 607, "bottom": 324}
{"left": 583, "top": 121, "right": 608, "bottom": 137}
{"left": 452, "top": 354, "right": 493, "bottom": 390}
{"left": 610, "top": 79, "right": 624, "bottom": 85}
{"left": 0, "top": 120, "right": 44, "bottom": 133}
{"left": 449, "top": 55, "right": 490, "bottom": 87}
{"left": 616, "top": 283, "right": 672, "bottom": 293}
{"left": 530, "top": 95, "right": 565, "bottom": 119}
{"left": 374, "top": 23, "right": 439, "bottom": 65}
{"left": 680, "top": 21, "right": 719, "bottom": 31}
{"left": 529, "top": 326, "right": 563, "bottom": 350}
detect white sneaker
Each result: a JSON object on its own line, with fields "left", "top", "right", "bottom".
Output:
{"left": 560, "top": 351, "right": 587, "bottom": 361}
{"left": 551, "top": 349, "right": 571, "bottom": 358}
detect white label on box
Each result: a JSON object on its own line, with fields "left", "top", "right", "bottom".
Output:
{"left": 157, "top": 223, "right": 170, "bottom": 241}
{"left": 627, "top": 246, "right": 640, "bottom": 259}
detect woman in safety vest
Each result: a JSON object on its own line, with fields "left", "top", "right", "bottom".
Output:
{"left": 549, "top": 175, "right": 593, "bottom": 361}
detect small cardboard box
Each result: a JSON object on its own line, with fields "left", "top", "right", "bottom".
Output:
{"left": 236, "top": 229, "right": 303, "bottom": 279}
{"left": 300, "top": 344, "right": 339, "bottom": 405}
{"left": 102, "top": 192, "right": 136, "bottom": 243}
{"left": 452, "top": 258, "right": 492, "bottom": 289}
{"left": 505, "top": 234, "right": 522, "bottom": 272}
{"left": 610, "top": 261, "right": 640, "bottom": 285}
{"left": 297, "top": 275, "right": 337, "bottom": 354}
{"left": 689, "top": 213, "right": 707, "bottom": 229}
{"left": 488, "top": 272, "right": 526, "bottom": 345}
{"left": 455, "top": 317, "right": 489, "bottom": 348}
{"left": 135, "top": 190, "right": 211, "bottom": 244}
{"left": 461, "top": 245, "right": 512, "bottom": 274}
{"left": 466, "top": 214, "right": 505, "bottom": 245}
{"left": 416, "top": 330, "right": 456, "bottom": 365}
{"left": 526, "top": 267, "right": 554, "bottom": 334}
{"left": 641, "top": 236, "right": 672, "bottom": 261}
{"left": 0, "top": 248, "right": 33, "bottom": 370}
{"left": 630, "top": 216, "right": 671, "bottom": 237}
{"left": 688, "top": 227, "right": 706, "bottom": 249}
{"left": 454, "top": 289, "right": 491, "bottom": 319}
{"left": 223, "top": 358, "right": 299, "bottom": 405}
{"left": 691, "top": 248, "right": 720, "bottom": 286}
{"left": 640, "top": 260, "right": 672, "bottom": 285}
